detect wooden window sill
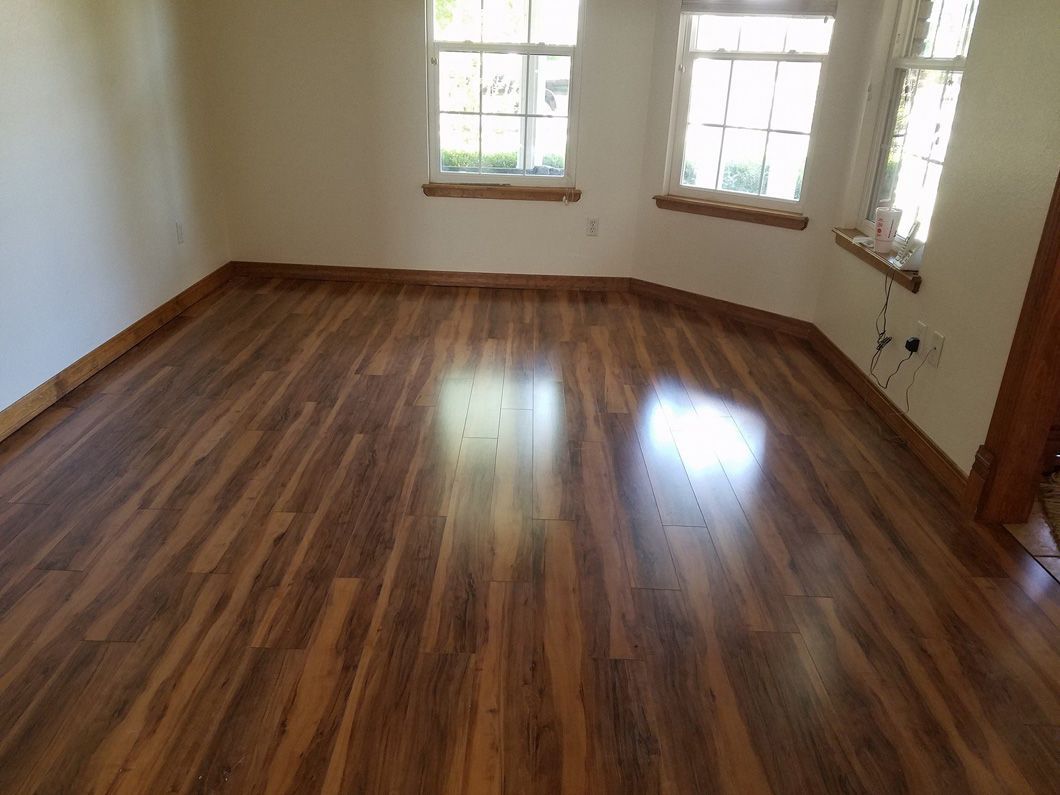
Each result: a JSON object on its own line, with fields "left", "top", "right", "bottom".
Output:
{"left": 653, "top": 194, "right": 808, "bottom": 230}
{"left": 423, "top": 183, "right": 581, "bottom": 202}
{"left": 833, "top": 228, "right": 922, "bottom": 294}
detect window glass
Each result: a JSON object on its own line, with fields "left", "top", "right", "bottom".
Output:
{"left": 483, "top": 0, "right": 529, "bottom": 44}
{"left": 771, "top": 62, "right": 821, "bottom": 133}
{"left": 688, "top": 59, "right": 731, "bottom": 126}
{"left": 434, "top": 0, "right": 482, "bottom": 42}
{"left": 438, "top": 52, "right": 480, "bottom": 113}
{"left": 531, "top": 0, "right": 579, "bottom": 45}
{"left": 683, "top": 126, "right": 724, "bottom": 190}
{"left": 918, "top": 0, "right": 978, "bottom": 58}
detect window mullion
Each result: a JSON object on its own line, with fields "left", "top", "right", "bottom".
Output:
{"left": 714, "top": 58, "right": 737, "bottom": 190}
{"left": 671, "top": 20, "right": 695, "bottom": 192}
{"left": 885, "top": 68, "right": 914, "bottom": 205}
{"left": 759, "top": 61, "right": 781, "bottom": 196}
{"left": 443, "top": 41, "right": 573, "bottom": 57}
{"left": 894, "top": 55, "right": 965, "bottom": 71}
{"left": 478, "top": 50, "right": 484, "bottom": 173}
{"left": 690, "top": 51, "right": 824, "bottom": 64}
{"left": 522, "top": 51, "right": 530, "bottom": 174}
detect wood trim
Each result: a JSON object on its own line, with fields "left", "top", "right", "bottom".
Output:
{"left": 232, "top": 262, "right": 627, "bottom": 292}
{"left": 0, "top": 263, "right": 234, "bottom": 444}
{"left": 833, "top": 228, "right": 922, "bottom": 294}
{"left": 970, "top": 168, "right": 1060, "bottom": 522}
{"left": 964, "top": 445, "right": 995, "bottom": 516}
{"left": 422, "top": 183, "right": 582, "bottom": 202}
{"left": 629, "top": 278, "right": 815, "bottom": 338}
{"left": 809, "top": 326, "right": 968, "bottom": 500}
{"left": 653, "top": 194, "right": 809, "bottom": 231}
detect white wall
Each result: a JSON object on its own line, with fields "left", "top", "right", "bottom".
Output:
{"left": 201, "top": 0, "right": 657, "bottom": 277}
{"left": 816, "top": 0, "right": 1060, "bottom": 473}
{"left": 0, "top": 0, "right": 230, "bottom": 413}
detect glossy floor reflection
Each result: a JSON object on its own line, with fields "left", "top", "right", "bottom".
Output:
{"left": 0, "top": 277, "right": 1057, "bottom": 793}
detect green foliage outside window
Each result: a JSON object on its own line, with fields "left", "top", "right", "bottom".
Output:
{"left": 441, "top": 151, "right": 565, "bottom": 171}
{"left": 683, "top": 159, "right": 803, "bottom": 201}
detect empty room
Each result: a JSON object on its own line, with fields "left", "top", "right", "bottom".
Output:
{"left": 2, "top": 0, "right": 1060, "bottom": 792}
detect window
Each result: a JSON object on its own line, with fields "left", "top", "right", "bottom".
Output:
{"left": 865, "top": 0, "right": 979, "bottom": 241}
{"left": 668, "top": 3, "right": 835, "bottom": 209}
{"left": 427, "top": 0, "right": 583, "bottom": 186}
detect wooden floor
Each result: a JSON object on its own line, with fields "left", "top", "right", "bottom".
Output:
{"left": 1, "top": 277, "right": 1058, "bottom": 794}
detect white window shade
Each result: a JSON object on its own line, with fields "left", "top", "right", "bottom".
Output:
{"left": 681, "top": 0, "right": 837, "bottom": 16}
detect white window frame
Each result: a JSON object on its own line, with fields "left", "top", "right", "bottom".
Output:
{"left": 665, "top": 13, "right": 833, "bottom": 213}
{"left": 425, "top": 0, "right": 587, "bottom": 188}
{"left": 855, "top": 0, "right": 977, "bottom": 238}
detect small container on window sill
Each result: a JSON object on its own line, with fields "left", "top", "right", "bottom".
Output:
{"left": 852, "top": 234, "right": 923, "bottom": 272}
{"left": 874, "top": 206, "right": 903, "bottom": 254}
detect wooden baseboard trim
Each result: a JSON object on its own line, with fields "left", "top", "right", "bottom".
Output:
{"left": 629, "top": 278, "right": 816, "bottom": 339}
{"left": 964, "top": 445, "right": 995, "bottom": 515}
{"left": 808, "top": 326, "right": 968, "bottom": 499}
{"left": 232, "top": 261, "right": 629, "bottom": 292}
{"left": 0, "top": 263, "right": 234, "bottom": 444}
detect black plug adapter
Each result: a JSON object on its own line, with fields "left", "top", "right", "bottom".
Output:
{"left": 905, "top": 337, "right": 921, "bottom": 354}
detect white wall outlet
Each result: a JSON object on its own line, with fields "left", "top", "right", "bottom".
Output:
{"left": 916, "top": 321, "right": 928, "bottom": 351}
{"left": 586, "top": 218, "right": 600, "bottom": 237}
{"left": 928, "top": 330, "right": 945, "bottom": 367}
{"left": 175, "top": 221, "right": 185, "bottom": 245}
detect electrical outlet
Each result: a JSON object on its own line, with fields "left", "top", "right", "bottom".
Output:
{"left": 927, "top": 330, "right": 945, "bottom": 367}
{"left": 586, "top": 218, "right": 600, "bottom": 237}
{"left": 175, "top": 222, "right": 185, "bottom": 245}
{"left": 916, "top": 321, "right": 928, "bottom": 350}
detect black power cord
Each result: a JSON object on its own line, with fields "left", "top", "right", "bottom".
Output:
{"left": 869, "top": 268, "right": 897, "bottom": 388}
{"left": 877, "top": 349, "right": 915, "bottom": 390}
{"left": 904, "top": 346, "right": 936, "bottom": 412}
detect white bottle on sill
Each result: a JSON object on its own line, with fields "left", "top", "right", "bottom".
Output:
{"left": 874, "top": 206, "right": 903, "bottom": 255}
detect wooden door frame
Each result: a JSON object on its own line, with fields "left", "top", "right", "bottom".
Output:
{"left": 966, "top": 168, "right": 1060, "bottom": 523}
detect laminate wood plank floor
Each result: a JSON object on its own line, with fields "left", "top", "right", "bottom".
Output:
{"left": 1, "top": 277, "right": 1058, "bottom": 794}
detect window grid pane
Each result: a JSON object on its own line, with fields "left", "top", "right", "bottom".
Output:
{"left": 680, "top": 51, "right": 819, "bottom": 202}
{"left": 912, "top": 0, "right": 979, "bottom": 59}
{"left": 433, "top": 0, "right": 578, "bottom": 179}
{"left": 692, "top": 14, "right": 834, "bottom": 56}
{"left": 437, "top": 48, "right": 571, "bottom": 178}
